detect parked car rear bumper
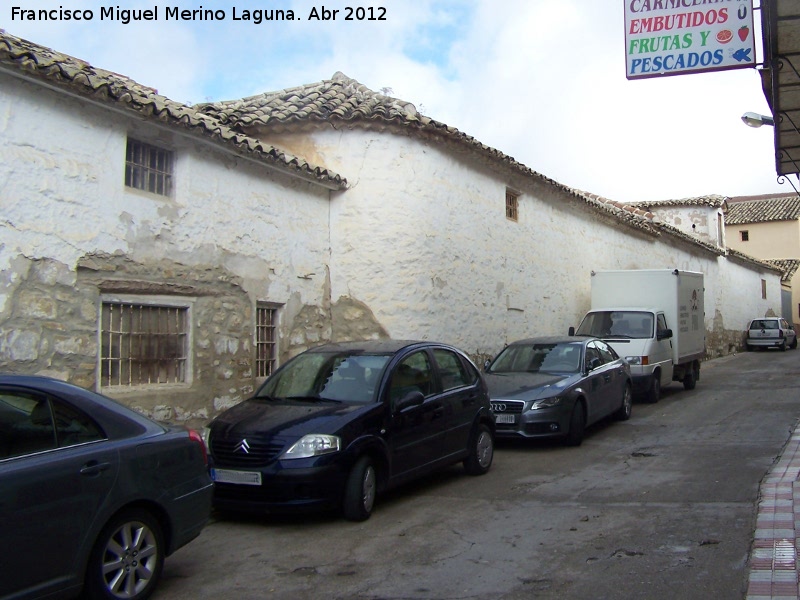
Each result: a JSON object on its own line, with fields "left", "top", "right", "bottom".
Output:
{"left": 747, "top": 338, "right": 785, "bottom": 348}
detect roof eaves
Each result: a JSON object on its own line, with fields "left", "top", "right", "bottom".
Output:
{"left": 0, "top": 31, "right": 347, "bottom": 191}
{"left": 764, "top": 259, "right": 800, "bottom": 283}
{"left": 727, "top": 248, "right": 785, "bottom": 274}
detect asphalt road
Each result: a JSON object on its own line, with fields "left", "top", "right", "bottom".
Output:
{"left": 154, "top": 349, "right": 800, "bottom": 600}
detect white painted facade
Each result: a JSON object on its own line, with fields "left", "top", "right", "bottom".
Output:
{"left": 0, "top": 71, "right": 333, "bottom": 418}
{"left": 0, "top": 42, "right": 784, "bottom": 422}
{"left": 270, "top": 127, "right": 780, "bottom": 360}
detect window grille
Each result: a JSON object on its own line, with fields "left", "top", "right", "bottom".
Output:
{"left": 125, "top": 138, "right": 173, "bottom": 196}
{"left": 101, "top": 302, "right": 187, "bottom": 386}
{"left": 506, "top": 189, "right": 519, "bottom": 221}
{"left": 741, "top": 230, "right": 749, "bottom": 242}
{"left": 256, "top": 304, "right": 278, "bottom": 378}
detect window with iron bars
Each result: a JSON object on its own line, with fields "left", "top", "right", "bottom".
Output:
{"left": 256, "top": 304, "right": 279, "bottom": 378}
{"left": 506, "top": 189, "right": 519, "bottom": 221}
{"left": 125, "top": 138, "right": 174, "bottom": 196}
{"left": 101, "top": 301, "right": 188, "bottom": 387}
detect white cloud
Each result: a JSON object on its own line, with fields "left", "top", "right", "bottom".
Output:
{"left": 4, "top": 0, "right": 791, "bottom": 203}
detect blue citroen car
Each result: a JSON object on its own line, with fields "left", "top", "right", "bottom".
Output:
{"left": 203, "top": 340, "right": 495, "bottom": 521}
{"left": 0, "top": 375, "right": 213, "bottom": 600}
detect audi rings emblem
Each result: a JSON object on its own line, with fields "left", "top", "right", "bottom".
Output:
{"left": 491, "top": 403, "right": 507, "bottom": 412}
{"left": 235, "top": 439, "right": 251, "bottom": 454}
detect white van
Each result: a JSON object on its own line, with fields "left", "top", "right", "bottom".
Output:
{"left": 571, "top": 269, "right": 705, "bottom": 403}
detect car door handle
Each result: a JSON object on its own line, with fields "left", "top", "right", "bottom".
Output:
{"left": 432, "top": 407, "right": 445, "bottom": 419}
{"left": 80, "top": 461, "right": 111, "bottom": 476}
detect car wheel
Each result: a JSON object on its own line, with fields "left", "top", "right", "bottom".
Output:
{"left": 564, "top": 402, "right": 586, "bottom": 447}
{"left": 343, "top": 456, "right": 376, "bottom": 522}
{"left": 780, "top": 341, "right": 787, "bottom": 352}
{"left": 644, "top": 374, "right": 660, "bottom": 404}
{"left": 791, "top": 336, "right": 798, "bottom": 349}
{"left": 614, "top": 384, "right": 632, "bottom": 421}
{"left": 746, "top": 344, "right": 753, "bottom": 352}
{"left": 683, "top": 364, "right": 697, "bottom": 390}
{"left": 84, "top": 509, "right": 164, "bottom": 600}
{"left": 463, "top": 423, "right": 494, "bottom": 475}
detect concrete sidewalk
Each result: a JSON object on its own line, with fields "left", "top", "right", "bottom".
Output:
{"left": 747, "top": 426, "right": 800, "bottom": 599}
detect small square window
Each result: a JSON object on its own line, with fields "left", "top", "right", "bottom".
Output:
{"left": 741, "top": 230, "right": 749, "bottom": 242}
{"left": 762, "top": 279, "right": 767, "bottom": 300}
{"left": 506, "top": 189, "right": 519, "bottom": 221}
{"left": 256, "top": 304, "right": 279, "bottom": 378}
{"left": 125, "top": 138, "right": 174, "bottom": 196}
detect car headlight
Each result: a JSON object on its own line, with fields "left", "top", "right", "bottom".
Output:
{"left": 281, "top": 434, "right": 341, "bottom": 459}
{"left": 531, "top": 396, "right": 563, "bottom": 409}
{"left": 625, "top": 356, "right": 642, "bottom": 365}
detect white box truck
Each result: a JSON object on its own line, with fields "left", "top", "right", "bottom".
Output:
{"left": 570, "top": 269, "right": 705, "bottom": 403}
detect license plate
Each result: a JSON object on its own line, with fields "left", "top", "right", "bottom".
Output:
{"left": 495, "top": 414, "right": 515, "bottom": 424}
{"left": 211, "top": 468, "right": 262, "bottom": 486}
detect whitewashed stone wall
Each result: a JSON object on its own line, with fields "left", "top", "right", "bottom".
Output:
{"left": 271, "top": 127, "right": 781, "bottom": 361}
{"left": 0, "top": 74, "right": 332, "bottom": 421}
{"left": 0, "top": 71, "right": 784, "bottom": 424}
{"left": 649, "top": 205, "right": 726, "bottom": 248}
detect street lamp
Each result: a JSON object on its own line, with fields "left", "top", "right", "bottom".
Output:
{"left": 741, "top": 111, "right": 775, "bottom": 127}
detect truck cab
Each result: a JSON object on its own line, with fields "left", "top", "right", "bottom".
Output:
{"left": 573, "top": 308, "right": 674, "bottom": 402}
{"left": 570, "top": 269, "right": 705, "bottom": 403}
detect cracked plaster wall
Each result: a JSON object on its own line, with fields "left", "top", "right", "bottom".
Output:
{"left": 0, "top": 75, "right": 338, "bottom": 424}
{"left": 266, "top": 127, "right": 781, "bottom": 362}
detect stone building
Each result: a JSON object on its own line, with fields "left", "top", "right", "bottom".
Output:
{"left": 0, "top": 32, "right": 783, "bottom": 424}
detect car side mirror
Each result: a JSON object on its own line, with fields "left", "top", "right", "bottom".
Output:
{"left": 568, "top": 326, "right": 575, "bottom": 336}
{"left": 395, "top": 390, "right": 425, "bottom": 412}
{"left": 484, "top": 359, "right": 491, "bottom": 371}
{"left": 657, "top": 328, "right": 673, "bottom": 341}
{"left": 587, "top": 357, "right": 601, "bottom": 372}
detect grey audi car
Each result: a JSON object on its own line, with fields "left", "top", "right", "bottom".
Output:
{"left": 203, "top": 340, "right": 495, "bottom": 521}
{"left": 484, "top": 336, "right": 632, "bottom": 446}
{"left": 0, "top": 375, "right": 213, "bottom": 600}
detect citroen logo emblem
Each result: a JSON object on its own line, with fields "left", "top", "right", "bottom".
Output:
{"left": 235, "top": 439, "right": 251, "bottom": 454}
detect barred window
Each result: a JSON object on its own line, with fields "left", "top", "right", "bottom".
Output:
{"left": 506, "top": 189, "right": 519, "bottom": 221}
{"left": 741, "top": 230, "right": 749, "bottom": 242}
{"left": 125, "top": 138, "right": 174, "bottom": 196}
{"left": 101, "top": 301, "right": 188, "bottom": 387}
{"left": 256, "top": 304, "right": 278, "bottom": 378}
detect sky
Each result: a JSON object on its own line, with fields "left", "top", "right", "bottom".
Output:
{"left": 3, "top": 0, "right": 791, "bottom": 204}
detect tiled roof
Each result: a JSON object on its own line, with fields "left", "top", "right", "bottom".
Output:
{"left": 765, "top": 259, "right": 800, "bottom": 283}
{"left": 727, "top": 248, "right": 785, "bottom": 274}
{"left": 726, "top": 196, "right": 800, "bottom": 224}
{"left": 0, "top": 30, "right": 346, "bottom": 190}
{"left": 201, "top": 74, "right": 666, "bottom": 236}
{"left": 631, "top": 195, "right": 729, "bottom": 210}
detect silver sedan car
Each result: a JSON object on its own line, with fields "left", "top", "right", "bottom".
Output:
{"left": 484, "top": 336, "right": 632, "bottom": 446}
{"left": 0, "top": 375, "right": 213, "bottom": 600}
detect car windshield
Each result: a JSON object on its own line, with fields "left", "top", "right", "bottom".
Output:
{"left": 575, "top": 310, "right": 654, "bottom": 339}
{"left": 750, "top": 319, "right": 778, "bottom": 330}
{"left": 489, "top": 342, "right": 582, "bottom": 374}
{"left": 256, "top": 352, "right": 393, "bottom": 404}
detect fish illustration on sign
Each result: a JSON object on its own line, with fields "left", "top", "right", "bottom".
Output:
{"left": 732, "top": 48, "right": 752, "bottom": 62}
